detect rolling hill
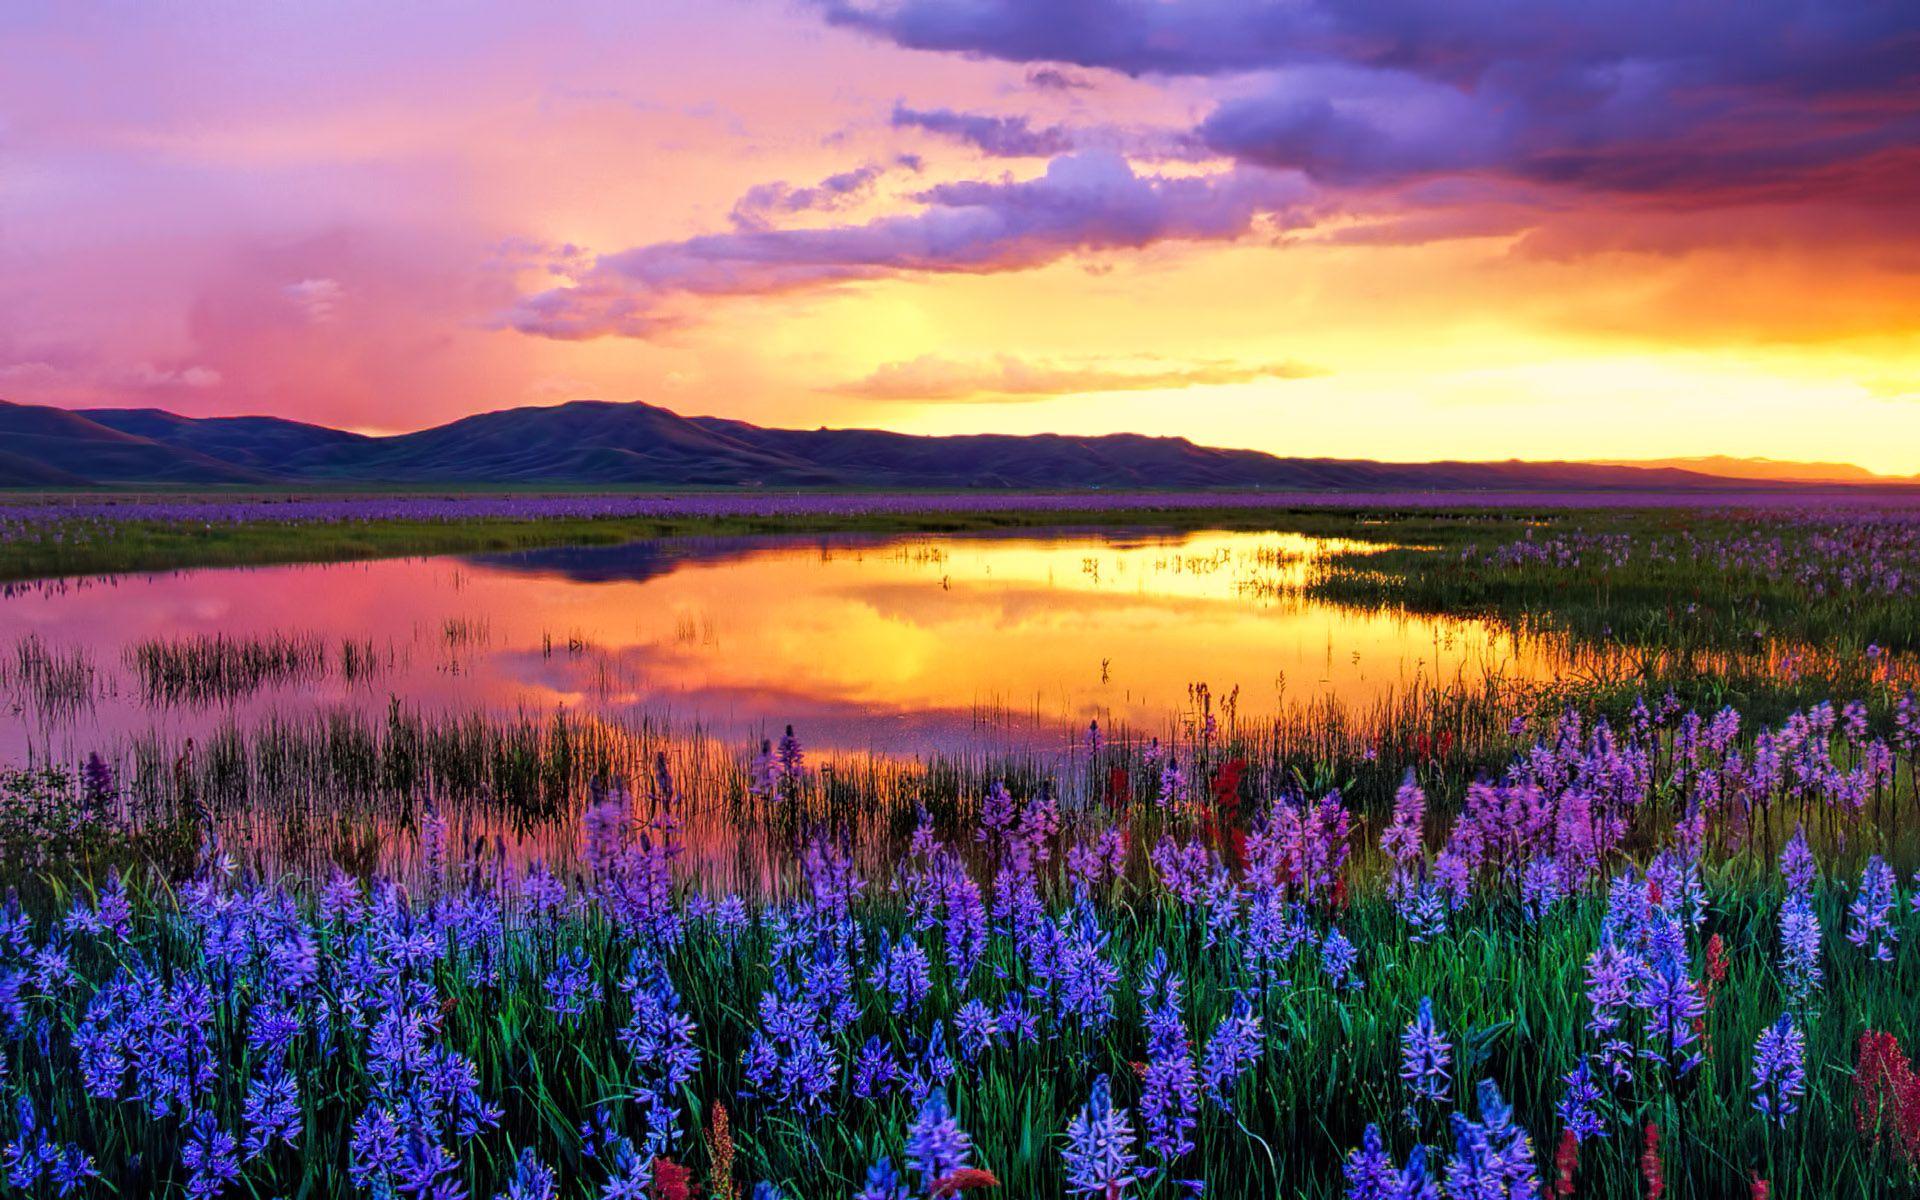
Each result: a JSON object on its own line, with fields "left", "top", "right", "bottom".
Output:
{"left": 0, "top": 400, "right": 274, "bottom": 486}
{"left": 80, "top": 407, "right": 374, "bottom": 475}
{"left": 1, "top": 397, "right": 1904, "bottom": 492}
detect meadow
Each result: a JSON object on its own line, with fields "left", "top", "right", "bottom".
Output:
{"left": 0, "top": 493, "right": 1918, "bottom": 1199}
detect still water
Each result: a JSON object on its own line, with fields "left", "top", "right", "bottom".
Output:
{"left": 1, "top": 528, "right": 1551, "bottom": 760}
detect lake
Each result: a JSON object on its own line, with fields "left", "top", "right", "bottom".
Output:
{"left": 0, "top": 526, "right": 1558, "bottom": 764}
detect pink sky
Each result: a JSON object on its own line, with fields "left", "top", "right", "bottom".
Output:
{"left": 3, "top": 1, "right": 1918, "bottom": 468}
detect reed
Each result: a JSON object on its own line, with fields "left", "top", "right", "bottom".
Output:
{"left": 126, "top": 631, "right": 331, "bottom": 706}
{"left": 0, "top": 632, "right": 100, "bottom": 721}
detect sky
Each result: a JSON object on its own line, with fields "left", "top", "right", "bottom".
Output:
{"left": 2, "top": 1, "right": 1918, "bottom": 470}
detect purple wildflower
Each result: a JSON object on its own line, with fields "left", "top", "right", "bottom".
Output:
{"left": 852, "top": 1036, "right": 902, "bottom": 1101}
{"left": 544, "top": 948, "right": 601, "bottom": 1019}
{"left": 1380, "top": 772, "right": 1427, "bottom": 867}
{"left": 1779, "top": 892, "right": 1823, "bottom": 1005}
{"left": 954, "top": 1000, "right": 1004, "bottom": 1063}
{"left": 616, "top": 952, "right": 700, "bottom": 1154}
{"left": 1750, "top": 1014, "right": 1807, "bottom": 1127}
{"left": 241, "top": 1066, "right": 302, "bottom": 1160}
{"left": 1138, "top": 951, "right": 1197, "bottom": 1166}
{"left": 1847, "top": 856, "right": 1900, "bottom": 962}
{"left": 854, "top": 1157, "right": 911, "bottom": 1200}
{"left": 1637, "top": 958, "right": 1706, "bottom": 1078}
{"left": 1555, "top": 1060, "right": 1606, "bottom": 1143}
{"left": 1443, "top": 1080, "right": 1541, "bottom": 1198}
{"left": 1400, "top": 996, "right": 1452, "bottom": 1105}
{"left": 1200, "top": 994, "right": 1262, "bottom": 1111}
{"left": 1779, "top": 825, "right": 1816, "bottom": 895}
{"left": 869, "top": 934, "right": 935, "bottom": 1016}
{"left": 1063, "top": 1075, "right": 1140, "bottom": 1198}
{"left": 905, "top": 1089, "right": 973, "bottom": 1192}
{"left": 979, "top": 781, "right": 1016, "bottom": 841}
{"left": 1321, "top": 928, "right": 1362, "bottom": 991}
{"left": 497, "top": 1148, "right": 558, "bottom": 1200}
{"left": 1345, "top": 1124, "right": 1437, "bottom": 1200}
{"left": 180, "top": 1111, "right": 242, "bottom": 1200}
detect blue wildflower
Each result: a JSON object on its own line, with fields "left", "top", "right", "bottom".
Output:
{"left": 905, "top": 1089, "right": 973, "bottom": 1193}
{"left": 1063, "top": 1075, "right": 1140, "bottom": 1198}
{"left": 1200, "top": 994, "right": 1261, "bottom": 1111}
{"left": 1400, "top": 996, "right": 1451, "bottom": 1105}
{"left": 1751, "top": 1014, "right": 1807, "bottom": 1126}
{"left": 1344, "top": 1124, "right": 1436, "bottom": 1200}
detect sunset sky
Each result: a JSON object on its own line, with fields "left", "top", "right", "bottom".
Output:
{"left": 3, "top": 1, "right": 1918, "bottom": 469}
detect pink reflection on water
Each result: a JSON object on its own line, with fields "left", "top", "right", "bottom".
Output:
{"left": 1, "top": 528, "right": 1550, "bottom": 761}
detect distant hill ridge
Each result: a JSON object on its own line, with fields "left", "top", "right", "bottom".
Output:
{"left": 1591, "top": 455, "right": 1915, "bottom": 485}
{"left": 0, "top": 397, "right": 1905, "bottom": 491}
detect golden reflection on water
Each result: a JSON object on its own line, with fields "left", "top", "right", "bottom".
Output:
{"left": 1, "top": 528, "right": 1553, "bottom": 758}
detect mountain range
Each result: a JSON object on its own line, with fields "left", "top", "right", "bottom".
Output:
{"left": 0, "top": 397, "right": 1907, "bottom": 491}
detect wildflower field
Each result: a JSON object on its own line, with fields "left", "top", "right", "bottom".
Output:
{"left": 2, "top": 496, "right": 1920, "bottom": 1198}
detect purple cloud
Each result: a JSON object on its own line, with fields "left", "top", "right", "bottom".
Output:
{"left": 814, "top": 0, "right": 1919, "bottom": 90}
{"left": 506, "top": 152, "right": 1308, "bottom": 338}
{"left": 891, "top": 103, "right": 1076, "bottom": 157}
{"left": 891, "top": 102, "right": 1207, "bottom": 163}
{"left": 1025, "top": 66, "right": 1094, "bottom": 92}
{"left": 812, "top": 0, "right": 1306, "bottom": 77}
{"left": 730, "top": 164, "right": 889, "bottom": 228}
{"left": 815, "top": 1, "right": 1920, "bottom": 200}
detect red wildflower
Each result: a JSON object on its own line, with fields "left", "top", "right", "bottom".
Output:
{"left": 1856, "top": 1030, "right": 1920, "bottom": 1166}
{"left": 1705, "top": 934, "right": 1728, "bottom": 995}
{"left": 651, "top": 1158, "right": 692, "bottom": 1200}
{"left": 1210, "top": 757, "right": 1247, "bottom": 811}
{"left": 1107, "top": 766, "right": 1131, "bottom": 809}
{"left": 1554, "top": 1128, "right": 1579, "bottom": 1197}
{"left": 1203, "top": 757, "right": 1249, "bottom": 868}
{"left": 931, "top": 1168, "right": 1001, "bottom": 1197}
{"left": 707, "top": 1102, "right": 737, "bottom": 1200}
{"left": 1749, "top": 1175, "right": 1770, "bottom": 1200}
{"left": 1640, "top": 1122, "right": 1664, "bottom": 1200}
{"left": 1697, "top": 932, "right": 1729, "bottom": 1060}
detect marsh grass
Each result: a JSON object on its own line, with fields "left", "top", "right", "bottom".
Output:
{"left": 123, "top": 631, "right": 399, "bottom": 706}
{"left": 0, "top": 632, "right": 99, "bottom": 721}
{"left": 127, "top": 631, "right": 330, "bottom": 705}
{"left": 56, "top": 658, "right": 1917, "bottom": 896}
{"left": 1303, "top": 509, "right": 1920, "bottom": 657}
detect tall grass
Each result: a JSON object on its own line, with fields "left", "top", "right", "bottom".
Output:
{"left": 124, "top": 631, "right": 395, "bottom": 705}
{"left": 126, "top": 631, "right": 330, "bottom": 706}
{"left": 0, "top": 632, "right": 99, "bottom": 720}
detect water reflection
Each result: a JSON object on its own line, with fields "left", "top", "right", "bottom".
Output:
{"left": 2, "top": 527, "right": 1548, "bottom": 760}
